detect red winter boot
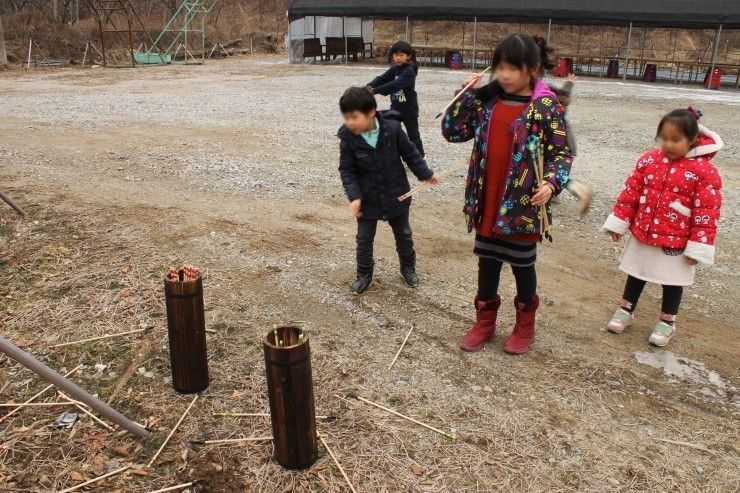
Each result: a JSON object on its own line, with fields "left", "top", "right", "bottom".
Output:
{"left": 503, "top": 296, "right": 540, "bottom": 355}
{"left": 459, "top": 295, "right": 501, "bottom": 352}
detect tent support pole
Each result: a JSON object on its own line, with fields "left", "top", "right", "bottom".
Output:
{"left": 343, "top": 16, "right": 348, "bottom": 66}
{"left": 623, "top": 22, "right": 632, "bottom": 81}
{"left": 405, "top": 16, "right": 409, "bottom": 42}
{"left": 546, "top": 19, "right": 551, "bottom": 44}
{"left": 472, "top": 16, "right": 477, "bottom": 71}
{"left": 709, "top": 24, "right": 722, "bottom": 85}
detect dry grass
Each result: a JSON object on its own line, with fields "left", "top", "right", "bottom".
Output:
{"left": 1, "top": 179, "right": 737, "bottom": 492}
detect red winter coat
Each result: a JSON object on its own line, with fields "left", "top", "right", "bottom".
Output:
{"left": 603, "top": 124, "right": 723, "bottom": 265}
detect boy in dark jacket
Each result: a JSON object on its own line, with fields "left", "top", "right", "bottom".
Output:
{"left": 366, "top": 41, "right": 424, "bottom": 157}
{"left": 338, "top": 87, "right": 439, "bottom": 294}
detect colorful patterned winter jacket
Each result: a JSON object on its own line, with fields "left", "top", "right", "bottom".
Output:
{"left": 603, "top": 125, "right": 723, "bottom": 265}
{"left": 441, "top": 80, "right": 572, "bottom": 235}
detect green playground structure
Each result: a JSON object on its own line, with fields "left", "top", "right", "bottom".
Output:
{"left": 135, "top": 0, "right": 218, "bottom": 65}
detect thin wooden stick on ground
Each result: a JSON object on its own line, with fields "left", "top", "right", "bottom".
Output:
{"left": 193, "top": 436, "right": 273, "bottom": 445}
{"left": 651, "top": 437, "right": 713, "bottom": 453}
{"left": 148, "top": 394, "right": 199, "bottom": 467}
{"left": 0, "top": 364, "right": 83, "bottom": 422}
{"left": 355, "top": 395, "right": 456, "bottom": 440}
{"left": 0, "top": 401, "right": 89, "bottom": 408}
{"left": 58, "top": 465, "right": 130, "bottom": 493}
{"left": 49, "top": 328, "right": 151, "bottom": 348}
{"left": 434, "top": 66, "right": 491, "bottom": 119}
{"left": 389, "top": 325, "right": 414, "bottom": 369}
{"left": 147, "top": 480, "right": 201, "bottom": 493}
{"left": 58, "top": 391, "right": 114, "bottom": 431}
{"left": 319, "top": 434, "right": 358, "bottom": 493}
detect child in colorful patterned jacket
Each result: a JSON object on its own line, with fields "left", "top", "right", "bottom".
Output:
{"left": 441, "top": 33, "right": 573, "bottom": 355}
{"left": 603, "top": 107, "right": 723, "bottom": 347}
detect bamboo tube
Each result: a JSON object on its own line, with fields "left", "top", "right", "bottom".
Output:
{"left": 148, "top": 394, "right": 199, "bottom": 467}
{"left": 193, "top": 436, "right": 273, "bottom": 445}
{"left": 49, "top": 328, "right": 150, "bottom": 348}
{"left": 355, "top": 395, "right": 456, "bottom": 440}
{"left": 389, "top": 325, "right": 414, "bottom": 369}
{"left": 0, "top": 337, "right": 149, "bottom": 437}
{"left": 319, "top": 435, "right": 357, "bottom": 493}
{"left": 58, "top": 465, "right": 130, "bottom": 493}
{"left": 435, "top": 66, "right": 491, "bottom": 119}
{"left": 0, "top": 364, "right": 83, "bottom": 423}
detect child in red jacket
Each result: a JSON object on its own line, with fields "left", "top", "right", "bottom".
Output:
{"left": 603, "top": 107, "right": 723, "bottom": 346}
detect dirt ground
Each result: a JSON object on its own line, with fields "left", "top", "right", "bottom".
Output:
{"left": 0, "top": 55, "right": 738, "bottom": 493}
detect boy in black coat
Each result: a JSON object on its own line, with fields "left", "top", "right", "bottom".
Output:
{"left": 338, "top": 87, "right": 439, "bottom": 295}
{"left": 366, "top": 41, "right": 424, "bottom": 157}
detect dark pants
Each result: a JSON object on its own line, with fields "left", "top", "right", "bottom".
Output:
{"left": 621, "top": 275, "right": 683, "bottom": 316}
{"left": 356, "top": 208, "right": 415, "bottom": 275}
{"left": 402, "top": 116, "right": 424, "bottom": 157}
{"left": 478, "top": 257, "right": 537, "bottom": 302}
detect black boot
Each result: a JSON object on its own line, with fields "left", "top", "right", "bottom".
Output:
{"left": 351, "top": 272, "right": 373, "bottom": 295}
{"left": 401, "top": 265, "right": 420, "bottom": 288}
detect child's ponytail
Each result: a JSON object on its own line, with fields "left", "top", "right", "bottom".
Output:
{"left": 533, "top": 36, "right": 555, "bottom": 71}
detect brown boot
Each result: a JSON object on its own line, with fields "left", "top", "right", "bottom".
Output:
{"left": 459, "top": 295, "right": 501, "bottom": 352}
{"left": 503, "top": 296, "right": 539, "bottom": 354}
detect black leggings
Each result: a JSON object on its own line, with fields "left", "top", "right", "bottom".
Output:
{"left": 478, "top": 257, "right": 536, "bottom": 302}
{"left": 622, "top": 275, "right": 683, "bottom": 316}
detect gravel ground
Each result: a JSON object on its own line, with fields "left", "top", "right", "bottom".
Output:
{"left": 0, "top": 56, "right": 738, "bottom": 492}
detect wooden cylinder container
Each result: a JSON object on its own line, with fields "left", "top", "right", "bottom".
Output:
{"left": 163, "top": 271, "right": 209, "bottom": 394}
{"left": 263, "top": 326, "right": 318, "bottom": 469}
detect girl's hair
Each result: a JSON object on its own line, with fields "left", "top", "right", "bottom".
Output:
{"left": 492, "top": 33, "right": 555, "bottom": 72}
{"left": 656, "top": 108, "right": 701, "bottom": 140}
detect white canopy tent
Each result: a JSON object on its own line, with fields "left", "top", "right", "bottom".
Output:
{"left": 287, "top": 16, "right": 374, "bottom": 63}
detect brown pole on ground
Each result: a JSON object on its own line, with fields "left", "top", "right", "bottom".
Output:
{"left": 263, "top": 326, "right": 318, "bottom": 469}
{"left": 0, "top": 190, "right": 27, "bottom": 217}
{"left": 0, "top": 336, "right": 150, "bottom": 438}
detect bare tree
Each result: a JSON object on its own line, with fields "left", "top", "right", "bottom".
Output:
{"left": 0, "top": 13, "right": 8, "bottom": 66}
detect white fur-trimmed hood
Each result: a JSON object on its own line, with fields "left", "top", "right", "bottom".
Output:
{"left": 685, "top": 124, "right": 723, "bottom": 159}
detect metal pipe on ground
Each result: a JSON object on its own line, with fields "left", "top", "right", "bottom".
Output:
{"left": 0, "top": 335, "right": 150, "bottom": 438}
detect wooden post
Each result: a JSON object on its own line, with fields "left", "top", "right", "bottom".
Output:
{"left": 263, "top": 326, "right": 318, "bottom": 469}
{"left": 546, "top": 18, "right": 551, "bottom": 45}
{"left": 709, "top": 24, "right": 722, "bottom": 86}
{"left": 0, "top": 336, "right": 149, "bottom": 438}
{"left": 0, "top": 14, "right": 7, "bottom": 66}
{"left": 164, "top": 271, "right": 209, "bottom": 394}
{"left": 343, "top": 16, "right": 348, "bottom": 65}
{"left": 405, "top": 16, "right": 409, "bottom": 42}
{"left": 623, "top": 22, "right": 633, "bottom": 81}
{"left": 471, "top": 17, "right": 477, "bottom": 71}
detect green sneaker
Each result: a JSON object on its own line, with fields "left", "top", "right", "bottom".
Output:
{"left": 648, "top": 321, "right": 676, "bottom": 347}
{"left": 607, "top": 308, "right": 634, "bottom": 334}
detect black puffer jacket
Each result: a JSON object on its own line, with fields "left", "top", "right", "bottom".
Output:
{"left": 338, "top": 111, "right": 433, "bottom": 221}
{"left": 367, "top": 61, "right": 419, "bottom": 119}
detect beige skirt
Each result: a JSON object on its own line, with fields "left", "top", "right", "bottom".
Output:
{"left": 619, "top": 236, "right": 696, "bottom": 286}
